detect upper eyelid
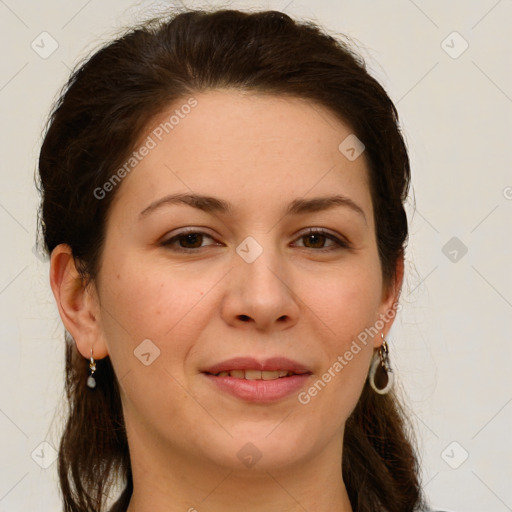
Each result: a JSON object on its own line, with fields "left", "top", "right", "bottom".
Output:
{"left": 292, "top": 229, "right": 349, "bottom": 248}
{"left": 162, "top": 227, "right": 216, "bottom": 242}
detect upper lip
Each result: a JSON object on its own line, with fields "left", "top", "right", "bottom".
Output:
{"left": 203, "top": 357, "right": 312, "bottom": 375}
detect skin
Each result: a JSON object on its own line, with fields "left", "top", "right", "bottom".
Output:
{"left": 50, "top": 90, "right": 403, "bottom": 512}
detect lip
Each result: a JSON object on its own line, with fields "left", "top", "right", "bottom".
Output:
{"left": 202, "top": 356, "right": 312, "bottom": 403}
{"left": 202, "top": 356, "right": 312, "bottom": 375}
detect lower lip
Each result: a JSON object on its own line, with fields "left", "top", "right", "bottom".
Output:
{"left": 203, "top": 373, "right": 311, "bottom": 403}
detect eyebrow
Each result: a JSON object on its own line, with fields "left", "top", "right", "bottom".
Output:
{"left": 139, "top": 192, "right": 367, "bottom": 223}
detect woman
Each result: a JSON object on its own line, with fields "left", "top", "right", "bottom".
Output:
{"left": 37, "top": 7, "right": 448, "bottom": 512}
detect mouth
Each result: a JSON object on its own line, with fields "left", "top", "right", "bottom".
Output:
{"left": 205, "top": 369, "right": 310, "bottom": 380}
{"left": 202, "top": 357, "right": 312, "bottom": 403}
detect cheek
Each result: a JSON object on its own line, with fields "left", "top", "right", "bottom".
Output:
{"left": 97, "top": 252, "right": 220, "bottom": 377}
{"left": 96, "top": 254, "right": 213, "bottom": 429}
{"left": 306, "top": 259, "right": 383, "bottom": 337}
{"left": 100, "top": 252, "right": 202, "bottom": 334}
{"left": 298, "top": 259, "right": 381, "bottom": 395}
{"left": 298, "top": 277, "right": 376, "bottom": 423}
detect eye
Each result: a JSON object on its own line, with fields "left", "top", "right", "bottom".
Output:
{"left": 160, "top": 227, "right": 350, "bottom": 253}
{"left": 292, "top": 228, "right": 349, "bottom": 251}
{"left": 161, "top": 229, "right": 220, "bottom": 252}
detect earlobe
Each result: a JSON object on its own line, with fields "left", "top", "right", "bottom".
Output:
{"left": 49, "top": 244, "right": 109, "bottom": 360}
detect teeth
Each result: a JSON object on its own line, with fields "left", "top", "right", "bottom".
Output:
{"left": 214, "top": 369, "right": 295, "bottom": 380}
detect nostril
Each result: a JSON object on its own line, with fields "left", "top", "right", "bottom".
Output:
{"left": 239, "top": 315, "right": 251, "bottom": 322}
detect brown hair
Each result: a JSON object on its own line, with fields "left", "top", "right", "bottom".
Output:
{"left": 37, "top": 7, "right": 427, "bottom": 512}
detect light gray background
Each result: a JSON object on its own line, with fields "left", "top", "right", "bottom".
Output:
{"left": 1, "top": 0, "right": 511, "bottom": 510}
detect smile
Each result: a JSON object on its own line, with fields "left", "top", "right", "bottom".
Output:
{"left": 207, "top": 369, "right": 308, "bottom": 380}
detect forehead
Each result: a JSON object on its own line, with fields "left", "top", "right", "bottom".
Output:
{"left": 109, "top": 89, "right": 373, "bottom": 223}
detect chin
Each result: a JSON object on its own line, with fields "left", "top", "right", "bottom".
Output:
{"left": 203, "top": 425, "right": 315, "bottom": 472}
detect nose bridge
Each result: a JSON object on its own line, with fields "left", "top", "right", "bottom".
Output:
{"left": 235, "top": 234, "right": 286, "bottom": 295}
{"left": 225, "top": 233, "right": 299, "bottom": 329}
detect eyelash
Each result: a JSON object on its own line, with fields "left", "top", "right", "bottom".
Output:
{"left": 160, "top": 228, "right": 350, "bottom": 253}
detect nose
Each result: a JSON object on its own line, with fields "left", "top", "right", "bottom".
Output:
{"left": 220, "top": 236, "right": 300, "bottom": 332}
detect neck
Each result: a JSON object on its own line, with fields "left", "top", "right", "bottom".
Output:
{"left": 124, "top": 425, "right": 353, "bottom": 512}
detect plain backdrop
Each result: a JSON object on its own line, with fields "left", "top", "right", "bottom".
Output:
{"left": 0, "top": 0, "right": 511, "bottom": 510}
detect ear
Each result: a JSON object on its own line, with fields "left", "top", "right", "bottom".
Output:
{"left": 375, "top": 251, "right": 405, "bottom": 347}
{"left": 49, "top": 244, "right": 109, "bottom": 360}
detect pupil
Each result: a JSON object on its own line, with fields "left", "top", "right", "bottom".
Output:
{"left": 307, "top": 234, "right": 324, "bottom": 248}
{"left": 182, "top": 233, "right": 202, "bottom": 248}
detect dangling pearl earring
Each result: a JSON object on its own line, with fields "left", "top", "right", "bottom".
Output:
{"left": 87, "top": 348, "right": 97, "bottom": 389}
{"left": 369, "top": 333, "right": 394, "bottom": 395}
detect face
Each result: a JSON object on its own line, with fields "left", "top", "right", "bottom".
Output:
{"left": 89, "top": 90, "right": 400, "bottom": 475}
